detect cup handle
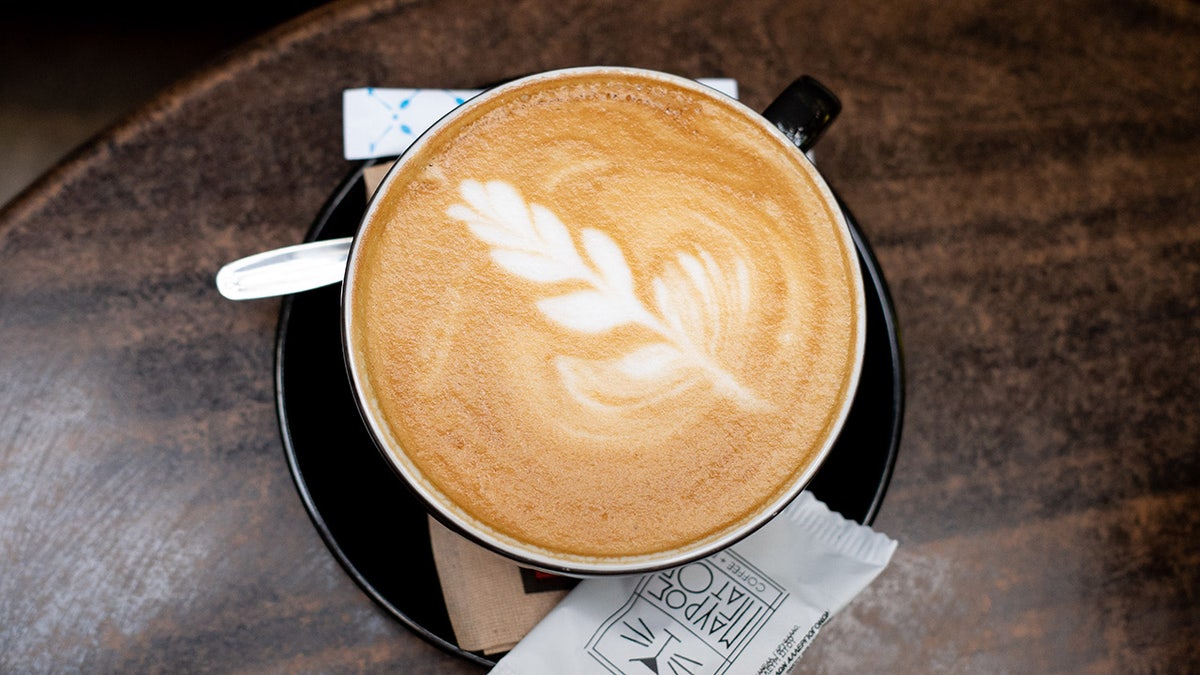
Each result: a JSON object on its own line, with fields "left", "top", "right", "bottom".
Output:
{"left": 761, "top": 76, "right": 842, "bottom": 152}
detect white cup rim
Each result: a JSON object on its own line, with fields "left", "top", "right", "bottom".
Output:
{"left": 341, "top": 66, "right": 867, "bottom": 576}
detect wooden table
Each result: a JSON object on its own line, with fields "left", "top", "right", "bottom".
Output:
{"left": 2, "top": 0, "right": 1197, "bottom": 671}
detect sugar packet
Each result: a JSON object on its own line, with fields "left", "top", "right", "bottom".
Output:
{"left": 490, "top": 491, "right": 896, "bottom": 674}
{"left": 342, "top": 79, "right": 739, "bottom": 160}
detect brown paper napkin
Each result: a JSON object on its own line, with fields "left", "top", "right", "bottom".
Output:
{"left": 427, "top": 517, "right": 576, "bottom": 654}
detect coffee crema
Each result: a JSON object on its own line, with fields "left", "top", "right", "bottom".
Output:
{"left": 346, "top": 69, "right": 863, "bottom": 565}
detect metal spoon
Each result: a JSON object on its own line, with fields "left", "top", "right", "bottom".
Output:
{"left": 215, "top": 237, "right": 353, "bottom": 300}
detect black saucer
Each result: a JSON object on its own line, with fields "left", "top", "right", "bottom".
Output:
{"left": 275, "top": 159, "right": 904, "bottom": 667}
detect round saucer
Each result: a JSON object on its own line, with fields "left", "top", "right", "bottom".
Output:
{"left": 275, "top": 160, "right": 904, "bottom": 666}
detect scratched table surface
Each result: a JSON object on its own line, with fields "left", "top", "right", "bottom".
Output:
{"left": 2, "top": 0, "right": 1197, "bottom": 671}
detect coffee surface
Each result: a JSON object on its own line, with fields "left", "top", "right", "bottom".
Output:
{"left": 347, "top": 70, "right": 862, "bottom": 562}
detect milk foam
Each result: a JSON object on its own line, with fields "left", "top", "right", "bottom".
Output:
{"left": 348, "top": 70, "right": 863, "bottom": 562}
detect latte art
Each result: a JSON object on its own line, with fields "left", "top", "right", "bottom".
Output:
{"left": 446, "top": 178, "right": 769, "bottom": 412}
{"left": 345, "top": 69, "right": 864, "bottom": 566}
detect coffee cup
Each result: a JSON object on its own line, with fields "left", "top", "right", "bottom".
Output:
{"left": 341, "top": 66, "right": 866, "bottom": 576}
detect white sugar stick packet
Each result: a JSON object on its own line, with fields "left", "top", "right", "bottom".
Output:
{"left": 490, "top": 491, "right": 896, "bottom": 675}
{"left": 343, "top": 79, "right": 739, "bottom": 160}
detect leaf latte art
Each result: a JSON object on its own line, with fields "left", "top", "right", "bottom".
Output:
{"left": 447, "top": 179, "right": 771, "bottom": 412}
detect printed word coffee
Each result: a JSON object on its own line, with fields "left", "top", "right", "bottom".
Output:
{"left": 345, "top": 69, "right": 863, "bottom": 566}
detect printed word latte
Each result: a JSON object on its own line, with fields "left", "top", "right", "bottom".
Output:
{"left": 345, "top": 70, "right": 863, "bottom": 565}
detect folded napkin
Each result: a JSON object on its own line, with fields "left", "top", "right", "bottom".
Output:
{"left": 428, "top": 516, "right": 576, "bottom": 655}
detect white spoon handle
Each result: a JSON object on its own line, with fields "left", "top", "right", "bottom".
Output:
{"left": 215, "top": 237, "right": 354, "bottom": 300}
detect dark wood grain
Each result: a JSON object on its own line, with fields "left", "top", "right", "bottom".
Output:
{"left": 2, "top": 0, "right": 1197, "bottom": 671}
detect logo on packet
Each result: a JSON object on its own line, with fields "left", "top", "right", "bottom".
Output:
{"left": 585, "top": 549, "right": 787, "bottom": 674}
